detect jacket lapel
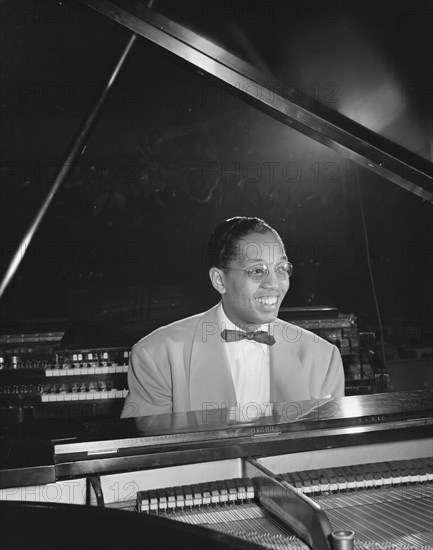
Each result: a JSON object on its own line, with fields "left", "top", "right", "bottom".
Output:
{"left": 189, "top": 311, "right": 310, "bottom": 409}
{"left": 189, "top": 304, "right": 237, "bottom": 411}
{"left": 269, "top": 320, "right": 310, "bottom": 402}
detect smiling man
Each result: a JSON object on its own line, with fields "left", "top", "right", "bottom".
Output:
{"left": 121, "top": 217, "right": 344, "bottom": 419}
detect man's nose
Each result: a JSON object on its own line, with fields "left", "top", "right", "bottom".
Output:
{"left": 261, "top": 268, "right": 279, "bottom": 288}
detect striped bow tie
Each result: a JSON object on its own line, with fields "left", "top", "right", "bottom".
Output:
{"left": 221, "top": 329, "right": 276, "bottom": 346}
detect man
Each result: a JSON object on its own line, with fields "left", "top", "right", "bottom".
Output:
{"left": 121, "top": 216, "right": 344, "bottom": 419}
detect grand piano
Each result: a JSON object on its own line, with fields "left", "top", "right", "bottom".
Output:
{"left": 1, "top": 390, "right": 432, "bottom": 548}
{"left": 1, "top": 1, "right": 432, "bottom": 549}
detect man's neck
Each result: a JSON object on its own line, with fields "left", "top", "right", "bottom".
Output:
{"left": 220, "top": 303, "right": 269, "bottom": 333}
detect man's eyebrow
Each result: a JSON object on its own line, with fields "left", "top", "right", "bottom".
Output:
{"left": 245, "top": 255, "right": 288, "bottom": 263}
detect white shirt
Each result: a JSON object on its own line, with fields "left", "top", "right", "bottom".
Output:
{"left": 219, "top": 304, "right": 271, "bottom": 420}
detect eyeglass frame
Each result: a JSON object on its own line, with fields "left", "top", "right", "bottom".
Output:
{"left": 222, "top": 260, "right": 293, "bottom": 281}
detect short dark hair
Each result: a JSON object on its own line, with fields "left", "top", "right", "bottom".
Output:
{"left": 207, "top": 216, "right": 283, "bottom": 268}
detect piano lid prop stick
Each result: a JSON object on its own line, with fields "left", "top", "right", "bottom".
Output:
{"left": 0, "top": 32, "right": 137, "bottom": 299}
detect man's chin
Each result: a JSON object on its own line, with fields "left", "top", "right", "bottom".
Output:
{"left": 256, "top": 310, "right": 279, "bottom": 325}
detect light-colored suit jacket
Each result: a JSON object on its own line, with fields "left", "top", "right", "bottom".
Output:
{"left": 121, "top": 304, "right": 344, "bottom": 418}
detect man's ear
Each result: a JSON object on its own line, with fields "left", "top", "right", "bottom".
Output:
{"left": 209, "top": 267, "right": 226, "bottom": 295}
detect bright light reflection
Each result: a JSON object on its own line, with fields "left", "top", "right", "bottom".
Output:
{"left": 343, "top": 426, "right": 367, "bottom": 435}
{"left": 339, "top": 79, "right": 404, "bottom": 133}
{"left": 342, "top": 398, "right": 364, "bottom": 419}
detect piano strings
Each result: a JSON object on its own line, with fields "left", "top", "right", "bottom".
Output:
{"left": 136, "top": 458, "right": 433, "bottom": 549}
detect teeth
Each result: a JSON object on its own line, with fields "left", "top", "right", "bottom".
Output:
{"left": 256, "top": 297, "right": 278, "bottom": 305}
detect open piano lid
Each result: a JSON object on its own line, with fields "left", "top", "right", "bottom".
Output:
{"left": 81, "top": 0, "right": 432, "bottom": 202}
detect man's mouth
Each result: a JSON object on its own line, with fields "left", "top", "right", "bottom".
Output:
{"left": 255, "top": 296, "right": 278, "bottom": 306}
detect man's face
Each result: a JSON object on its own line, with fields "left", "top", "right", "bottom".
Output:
{"left": 219, "top": 231, "right": 290, "bottom": 330}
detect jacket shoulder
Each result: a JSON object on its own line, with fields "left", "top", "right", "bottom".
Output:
{"left": 133, "top": 305, "right": 218, "bottom": 349}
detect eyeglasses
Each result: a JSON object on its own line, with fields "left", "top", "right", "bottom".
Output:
{"left": 223, "top": 261, "right": 293, "bottom": 281}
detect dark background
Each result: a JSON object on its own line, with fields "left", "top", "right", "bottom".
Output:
{"left": 1, "top": 0, "right": 432, "bottom": 350}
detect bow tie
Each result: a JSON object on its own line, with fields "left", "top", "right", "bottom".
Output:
{"left": 221, "top": 329, "right": 276, "bottom": 346}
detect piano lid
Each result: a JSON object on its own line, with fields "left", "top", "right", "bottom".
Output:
{"left": 82, "top": 0, "right": 433, "bottom": 201}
